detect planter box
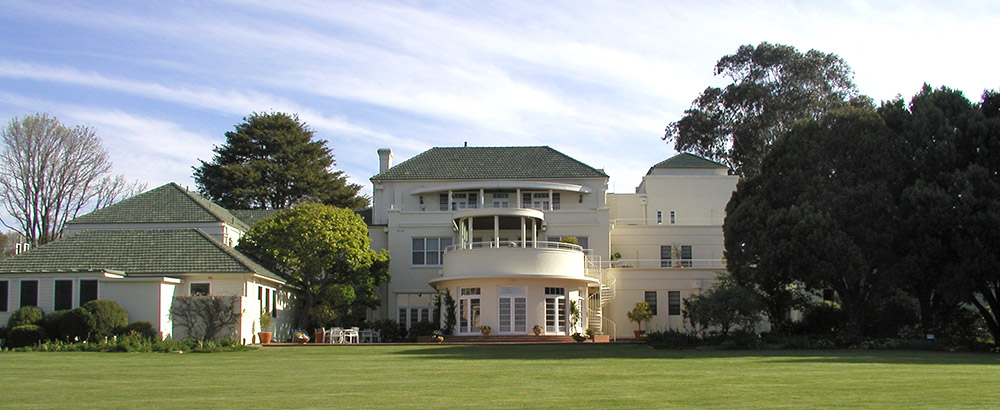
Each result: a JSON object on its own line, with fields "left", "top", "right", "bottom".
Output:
{"left": 591, "top": 334, "right": 611, "bottom": 343}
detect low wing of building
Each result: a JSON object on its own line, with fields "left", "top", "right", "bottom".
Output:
{"left": 0, "top": 183, "right": 292, "bottom": 343}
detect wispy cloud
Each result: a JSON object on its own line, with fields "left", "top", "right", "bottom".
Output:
{"left": 1, "top": 0, "right": 998, "bottom": 195}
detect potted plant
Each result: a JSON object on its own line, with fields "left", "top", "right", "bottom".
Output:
{"left": 292, "top": 331, "right": 310, "bottom": 344}
{"left": 532, "top": 324, "right": 543, "bottom": 336}
{"left": 627, "top": 301, "right": 653, "bottom": 339}
{"left": 258, "top": 310, "right": 273, "bottom": 344}
{"left": 431, "top": 330, "right": 445, "bottom": 343}
{"left": 480, "top": 325, "right": 491, "bottom": 335}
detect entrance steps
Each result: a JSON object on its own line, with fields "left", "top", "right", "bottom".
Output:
{"left": 443, "top": 335, "right": 576, "bottom": 344}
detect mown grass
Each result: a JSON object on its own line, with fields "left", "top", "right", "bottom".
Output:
{"left": 1, "top": 345, "right": 998, "bottom": 409}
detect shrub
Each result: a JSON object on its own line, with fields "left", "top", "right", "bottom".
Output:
{"left": 796, "top": 300, "right": 845, "bottom": 335}
{"left": 866, "top": 290, "right": 920, "bottom": 338}
{"left": 6, "top": 324, "right": 47, "bottom": 348}
{"left": 169, "top": 295, "right": 240, "bottom": 340}
{"left": 83, "top": 300, "right": 128, "bottom": 340}
{"left": 646, "top": 328, "right": 702, "bottom": 349}
{"left": 7, "top": 306, "right": 44, "bottom": 328}
{"left": 58, "top": 308, "right": 96, "bottom": 342}
{"left": 39, "top": 310, "right": 70, "bottom": 340}
{"left": 406, "top": 320, "right": 438, "bottom": 341}
{"left": 122, "top": 321, "right": 159, "bottom": 340}
{"left": 365, "top": 319, "right": 404, "bottom": 342}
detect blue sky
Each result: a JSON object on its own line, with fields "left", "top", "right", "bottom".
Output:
{"left": 0, "top": 0, "right": 997, "bottom": 202}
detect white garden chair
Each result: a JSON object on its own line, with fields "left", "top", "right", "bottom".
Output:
{"left": 325, "top": 327, "right": 343, "bottom": 344}
{"left": 342, "top": 327, "right": 359, "bottom": 343}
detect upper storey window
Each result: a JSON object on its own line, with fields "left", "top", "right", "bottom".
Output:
{"left": 439, "top": 192, "right": 479, "bottom": 211}
{"left": 522, "top": 192, "right": 560, "bottom": 210}
{"left": 413, "top": 237, "right": 452, "bottom": 266}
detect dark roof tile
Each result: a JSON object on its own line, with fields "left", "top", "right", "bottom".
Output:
{"left": 371, "top": 146, "right": 607, "bottom": 181}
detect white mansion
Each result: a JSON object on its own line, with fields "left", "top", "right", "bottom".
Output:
{"left": 0, "top": 145, "right": 735, "bottom": 342}
{"left": 367, "top": 146, "right": 737, "bottom": 338}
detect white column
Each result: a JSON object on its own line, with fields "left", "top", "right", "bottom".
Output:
{"left": 468, "top": 217, "right": 474, "bottom": 249}
{"left": 532, "top": 219, "right": 537, "bottom": 248}
{"left": 448, "top": 190, "right": 453, "bottom": 211}
{"left": 480, "top": 188, "right": 485, "bottom": 208}
{"left": 516, "top": 188, "right": 521, "bottom": 208}
{"left": 494, "top": 215, "right": 500, "bottom": 247}
{"left": 520, "top": 217, "right": 526, "bottom": 248}
{"left": 548, "top": 190, "right": 553, "bottom": 211}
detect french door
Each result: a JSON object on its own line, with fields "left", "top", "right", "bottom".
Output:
{"left": 545, "top": 287, "right": 566, "bottom": 334}
{"left": 458, "top": 288, "right": 481, "bottom": 334}
{"left": 498, "top": 287, "right": 526, "bottom": 334}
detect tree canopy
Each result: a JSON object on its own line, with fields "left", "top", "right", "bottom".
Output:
{"left": 237, "top": 203, "right": 389, "bottom": 328}
{"left": 0, "top": 114, "right": 145, "bottom": 246}
{"left": 725, "top": 106, "right": 905, "bottom": 337}
{"left": 664, "top": 42, "right": 865, "bottom": 177}
{"left": 193, "top": 112, "right": 367, "bottom": 210}
{"left": 726, "top": 84, "right": 1000, "bottom": 344}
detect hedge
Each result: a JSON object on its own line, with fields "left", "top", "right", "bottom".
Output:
{"left": 82, "top": 300, "right": 128, "bottom": 340}
{"left": 7, "top": 306, "right": 44, "bottom": 328}
{"left": 6, "top": 325, "right": 47, "bottom": 348}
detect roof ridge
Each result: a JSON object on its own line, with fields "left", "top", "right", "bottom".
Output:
{"left": 171, "top": 184, "right": 250, "bottom": 231}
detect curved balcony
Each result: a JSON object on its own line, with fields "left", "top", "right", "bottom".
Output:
{"left": 430, "top": 240, "right": 597, "bottom": 285}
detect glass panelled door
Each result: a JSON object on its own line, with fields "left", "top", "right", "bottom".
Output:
{"left": 459, "top": 288, "right": 481, "bottom": 334}
{"left": 498, "top": 287, "right": 526, "bottom": 334}
{"left": 545, "top": 287, "right": 566, "bottom": 334}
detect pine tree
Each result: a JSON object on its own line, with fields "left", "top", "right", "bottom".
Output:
{"left": 193, "top": 112, "right": 367, "bottom": 210}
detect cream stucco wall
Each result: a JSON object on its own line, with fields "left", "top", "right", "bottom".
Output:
{"left": 102, "top": 277, "right": 179, "bottom": 339}
{"left": 605, "top": 268, "right": 720, "bottom": 334}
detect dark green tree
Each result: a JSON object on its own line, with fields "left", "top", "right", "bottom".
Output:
{"left": 237, "top": 203, "right": 389, "bottom": 328}
{"left": 194, "top": 112, "right": 367, "bottom": 210}
{"left": 664, "top": 42, "right": 866, "bottom": 177}
{"left": 724, "top": 176, "right": 808, "bottom": 332}
{"left": 880, "top": 85, "right": 981, "bottom": 336}
{"left": 725, "top": 107, "right": 905, "bottom": 337}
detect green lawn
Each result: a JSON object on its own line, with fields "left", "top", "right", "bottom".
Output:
{"left": 2, "top": 345, "right": 998, "bottom": 409}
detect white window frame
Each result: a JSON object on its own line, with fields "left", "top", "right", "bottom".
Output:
{"left": 412, "top": 237, "right": 452, "bottom": 266}
{"left": 190, "top": 282, "right": 211, "bottom": 296}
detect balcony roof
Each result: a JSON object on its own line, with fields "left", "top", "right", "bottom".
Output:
{"left": 409, "top": 181, "right": 591, "bottom": 195}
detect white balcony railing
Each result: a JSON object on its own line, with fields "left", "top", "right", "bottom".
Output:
{"left": 444, "top": 240, "right": 584, "bottom": 254}
{"left": 604, "top": 259, "right": 726, "bottom": 270}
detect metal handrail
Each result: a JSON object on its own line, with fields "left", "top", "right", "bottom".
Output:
{"left": 612, "top": 217, "right": 723, "bottom": 226}
{"left": 443, "top": 240, "right": 584, "bottom": 254}
{"left": 605, "top": 259, "right": 726, "bottom": 269}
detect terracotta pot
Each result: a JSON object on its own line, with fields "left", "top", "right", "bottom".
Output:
{"left": 633, "top": 330, "right": 646, "bottom": 339}
{"left": 313, "top": 332, "right": 325, "bottom": 343}
{"left": 533, "top": 327, "right": 542, "bottom": 336}
{"left": 258, "top": 331, "right": 273, "bottom": 344}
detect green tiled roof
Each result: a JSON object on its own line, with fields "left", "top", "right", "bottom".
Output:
{"left": 68, "top": 183, "right": 249, "bottom": 231}
{"left": 0, "top": 229, "right": 283, "bottom": 282}
{"left": 371, "top": 146, "right": 608, "bottom": 181}
{"left": 229, "top": 209, "right": 280, "bottom": 227}
{"left": 648, "top": 153, "right": 729, "bottom": 173}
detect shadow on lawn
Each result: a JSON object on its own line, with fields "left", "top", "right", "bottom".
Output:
{"left": 388, "top": 344, "right": 1000, "bottom": 365}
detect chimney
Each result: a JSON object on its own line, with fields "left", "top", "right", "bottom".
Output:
{"left": 377, "top": 148, "right": 393, "bottom": 173}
